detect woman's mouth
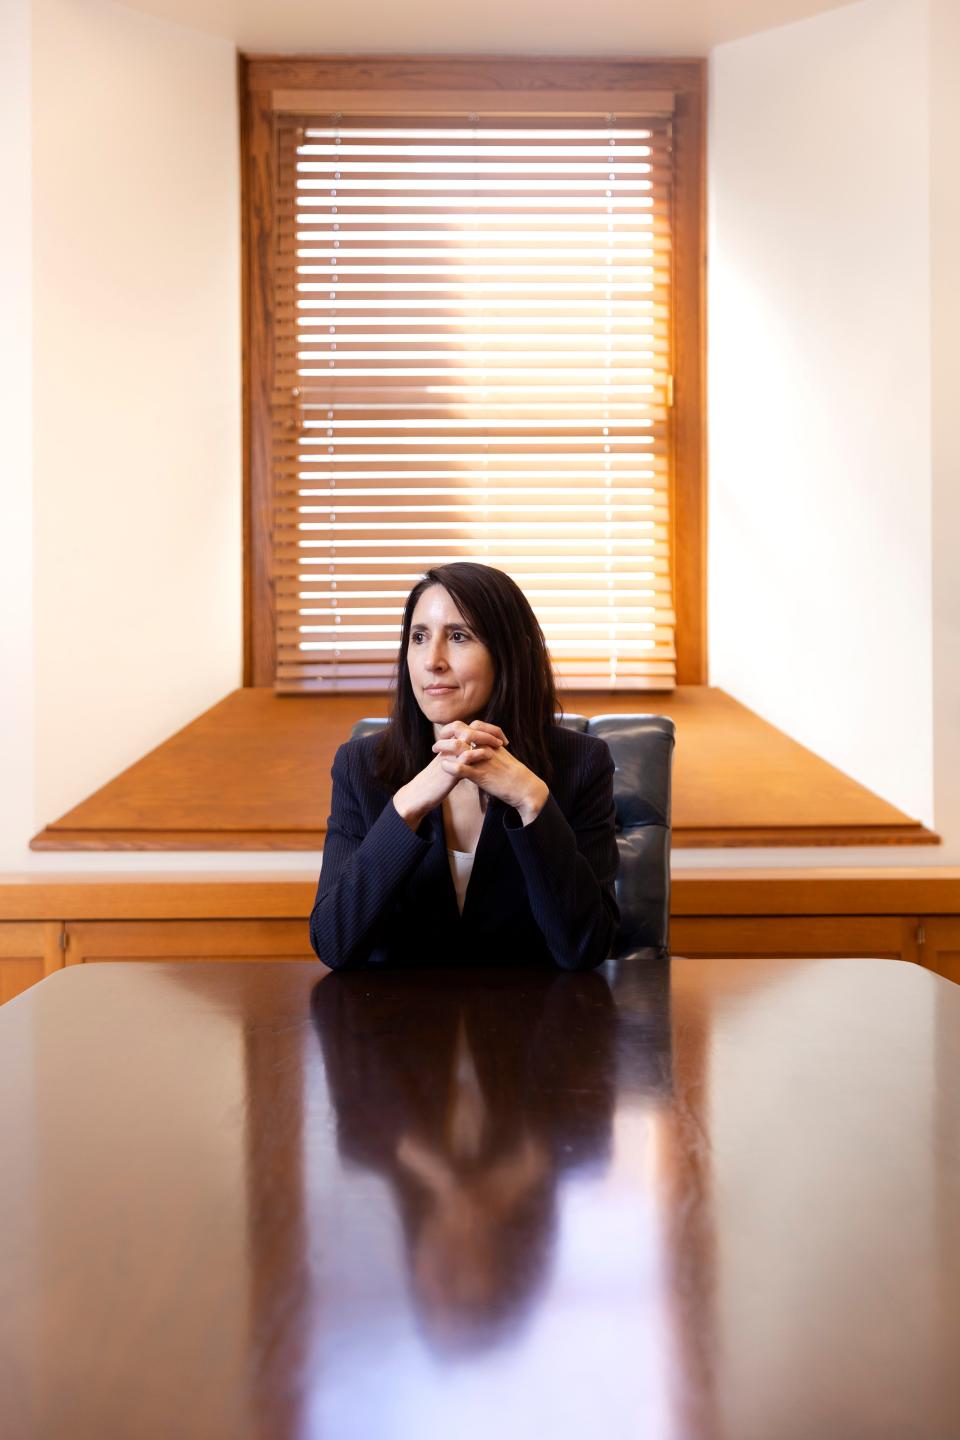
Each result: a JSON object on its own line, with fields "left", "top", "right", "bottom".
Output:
{"left": 424, "top": 685, "right": 456, "bottom": 695}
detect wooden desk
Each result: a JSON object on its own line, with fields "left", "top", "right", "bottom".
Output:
{"left": 1, "top": 958, "right": 958, "bottom": 1440}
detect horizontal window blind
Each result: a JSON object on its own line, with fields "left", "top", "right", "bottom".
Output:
{"left": 272, "top": 108, "right": 677, "bottom": 693}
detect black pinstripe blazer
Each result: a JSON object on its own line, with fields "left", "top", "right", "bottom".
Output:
{"left": 309, "top": 725, "right": 619, "bottom": 971}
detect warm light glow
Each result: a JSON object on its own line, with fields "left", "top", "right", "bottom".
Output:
{"left": 278, "top": 113, "right": 676, "bottom": 687}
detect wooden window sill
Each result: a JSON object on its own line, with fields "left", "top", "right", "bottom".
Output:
{"left": 30, "top": 687, "right": 937, "bottom": 852}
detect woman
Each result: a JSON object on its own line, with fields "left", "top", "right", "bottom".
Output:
{"left": 309, "top": 563, "right": 619, "bottom": 970}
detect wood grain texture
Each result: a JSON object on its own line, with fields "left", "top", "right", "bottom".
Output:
{"left": 671, "top": 65, "right": 708, "bottom": 684}
{"left": 241, "top": 63, "right": 278, "bottom": 687}
{"left": 243, "top": 56, "right": 708, "bottom": 94}
{"left": 1, "top": 959, "right": 957, "bottom": 1439}
{"left": 670, "top": 867, "right": 960, "bottom": 915}
{"left": 0, "top": 878, "right": 318, "bottom": 921}
{"left": 670, "top": 914, "right": 920, "bottom": 963}
{"left": 30, "top": 686, "right": 935, "bottom": 850}
{"left": 920, "top": 917, "right": 960, "bottom": 985}
{"left": 30, "top": 830, "right": 329, "bottom": 851}
{"left": 673, "top": 826, "right": 935, "bottom": 847}
{"left": 64, "top": 919, "right": 315, "bottom": 965}
{"left": 3, "top": 867, "right": 960, "bottom": 920}
{"left": 0, "top": 921, "right": 63, "bottom": 1004}
{"left": 270, "top": 86, "right": 678, "bottom": 114}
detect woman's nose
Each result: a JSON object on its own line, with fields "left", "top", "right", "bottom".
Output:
{"left": 426, "top": 638, "right": 447, "bottom": 670}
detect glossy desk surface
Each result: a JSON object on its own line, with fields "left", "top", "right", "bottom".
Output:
{"left": 1, "top": 958, "right": 958, "bottom": 1440}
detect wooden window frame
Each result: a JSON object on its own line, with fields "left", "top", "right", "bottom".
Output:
{"left": 239, "top": 55, "right": 706, "bottom": 687}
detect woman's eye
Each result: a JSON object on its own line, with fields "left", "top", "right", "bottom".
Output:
{"left": 451, "top": 631, "right": 469, "bottom": 642}
{"left": 411, "top": 632, "right": 425, "bottom": 644}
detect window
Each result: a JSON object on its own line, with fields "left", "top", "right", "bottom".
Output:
{"left": 241, "top": 58, "right": 705, "bottom": 693}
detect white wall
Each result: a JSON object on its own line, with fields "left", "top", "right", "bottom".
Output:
{"left": 0, "top": 0, "right": 35, "bottom": 873}
{"left": 24, "top": 0, "right": 242, "bottom": 863}
{"left": 708, "top": 0, "right": 934, "bottom": 837}
{"left": 930, "top": 0, "right": 960, "bottom": 871}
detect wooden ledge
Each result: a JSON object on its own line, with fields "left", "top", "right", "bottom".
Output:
{"left": 671, "top": 867, "right": 960, "bottom": 915}
{"left": 31, "top": 687, "right": 937, "bottom": 852}
{"left": 2, "top": 867, "right": 960, "bottom": 921}
{"left": 671, "top": 826, "right": 937, "bottom": 848}
{"left": 29, "top": 831, "right": 328, "bottom": 852}
{"left": 0, "top": 875, "right": 318, "bottom": 920}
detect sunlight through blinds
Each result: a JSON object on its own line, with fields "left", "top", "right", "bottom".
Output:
{"left": 273, "top": 107, "right": 677, "bottom": 692}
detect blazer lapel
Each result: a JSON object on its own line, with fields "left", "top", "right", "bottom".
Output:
{"left": 422, "top": 805, "right": 462, "bottom": 926}
{"left": 459, "top": 799, "right": 514, "bottom": 925}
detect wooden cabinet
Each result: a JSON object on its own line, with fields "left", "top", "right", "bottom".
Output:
{"left": 64, "top": 919, "right": 315, "bottom": 966}
{"left": 669, "top": 912, "right": 960, "bottom": 985}
{"left": 0, "top": 922, "right": 64, "bottom": 1004}
{"left": 671, "top": 915, "right": 922, "bottom": 965}
{"left": 667, "top": 910, "right": 960, "bottom": 990}
{"left": 919, "top": 918, "right": 960, "bottom": 985}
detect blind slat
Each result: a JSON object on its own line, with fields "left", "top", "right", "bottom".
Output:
{"left": 272, "top": 110, "right": 677, "bottom": 692}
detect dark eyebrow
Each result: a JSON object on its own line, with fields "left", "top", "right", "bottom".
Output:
{"left": 410, "top": 622, "right": 472, "bottom": 632}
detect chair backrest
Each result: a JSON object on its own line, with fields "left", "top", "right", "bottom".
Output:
{"left": 349, "top": 712, "right": 675, "bottom": 960}
{"left": 585, "top": 715, "right": 674, "bottom": 960}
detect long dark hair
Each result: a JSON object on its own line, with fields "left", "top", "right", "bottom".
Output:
{"left": 375, "top": 563, "right": 560, "bottom": 791}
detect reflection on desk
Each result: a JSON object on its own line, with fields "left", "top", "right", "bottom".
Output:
{"left": 314, "top": 969, "right": 641, "bottom": 1353}
{"left": 0, "top": 956, "right": 957, "bottom": 1440}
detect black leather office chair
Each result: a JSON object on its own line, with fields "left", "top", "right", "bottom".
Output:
{"left": 350, "top": 713, "right": 675, "bottom": 961}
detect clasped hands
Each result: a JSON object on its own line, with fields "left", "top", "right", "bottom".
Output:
{"left": 394, "top": 720, "right": 549, "bottom": 831}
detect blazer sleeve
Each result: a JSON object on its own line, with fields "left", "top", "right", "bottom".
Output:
{"left": 503, "top": 740, "right": 619, "bottom": 971}
{"left": 309, "top": 742, "right": 434, "bottom": 969}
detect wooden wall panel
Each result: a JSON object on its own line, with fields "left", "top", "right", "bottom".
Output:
{"left": 670, "top": 915, "right": 920, "bottom": 964}
{"left": 921, "top": 918, "right": 960, "bottom": 986}
{"left": 65, "top": 920, "right": 316, "bottom": 966}
{"left": 0, "top": 922, "right": 64, "bottom": 1005}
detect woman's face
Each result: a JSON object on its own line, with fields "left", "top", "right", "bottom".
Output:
{"left": 407, "top": 585, "right": 495, "bottom": 730}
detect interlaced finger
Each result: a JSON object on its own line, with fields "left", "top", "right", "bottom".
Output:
{"left": 435, "top": 720, "right": 507, "bottom": 750}
{"left": 433, "top": 733, "right": 493, "bottom": 757}
{"left": 466, "top": 720, "right": 509, "bottom": 746}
